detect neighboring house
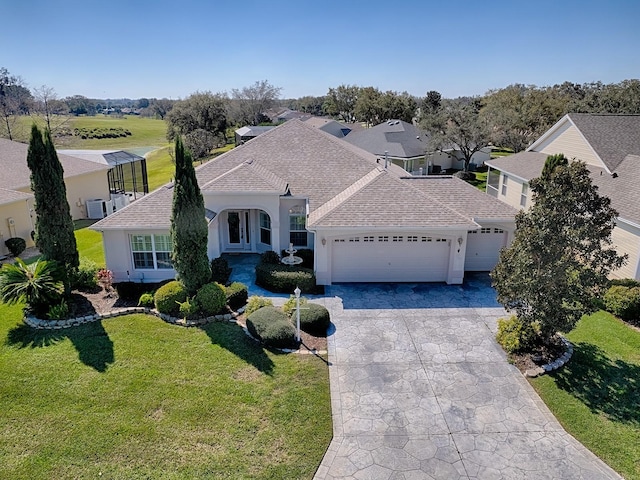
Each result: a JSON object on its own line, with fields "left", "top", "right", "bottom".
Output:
{"left": 91, "top": 120, "right": 517, "bottom": 286}
{"left": 0, "top": 138, "right": 111, "bottom": 255}
{"left": 234, "top": 126, "right": 276, "bottom": 146}
{"left": 343, "top": 120, "right": 490, "bottom": 174}
{"left": 485, "top": 113, "right": 640, "bottom": 280}
{"left": 303, "top": 117, "right": 352, "bottom": 138}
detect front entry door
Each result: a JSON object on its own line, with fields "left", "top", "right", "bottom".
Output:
{"left": 226, "top": 210, "right": 251, "bottom": 250}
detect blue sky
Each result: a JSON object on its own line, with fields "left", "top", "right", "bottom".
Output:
{"left": 2, "top": 0, "right": 639, "bottom": 100}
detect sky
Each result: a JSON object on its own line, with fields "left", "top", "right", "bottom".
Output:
{"left": 2, "top": 0, "right": 639, "bottom": 100}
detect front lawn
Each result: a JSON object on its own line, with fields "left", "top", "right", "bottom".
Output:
{"left": 0, "top": 303, "right": 332, "bottom": 479}
{"left": 530, "top": 311, "right": 640, "bottom": 479}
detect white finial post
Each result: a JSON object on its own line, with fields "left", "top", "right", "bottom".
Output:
{"left": 294, "top": 286, "right": 301, "bottom": 343}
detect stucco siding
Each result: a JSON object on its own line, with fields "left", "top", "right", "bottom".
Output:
{"left": 610, "top": 221, "right": 640, "bottom": 280}
{"left": 0, "top": 200, "right": 34, "bottom": 255}
{"left": 535, "top": 123, "right": 602, "bottom": 168}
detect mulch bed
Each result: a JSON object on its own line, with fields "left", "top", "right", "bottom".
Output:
{"left": 68, "top": 289, "right": 328, "bottom": 353}
{"left": 508, "top": 336, "right": 566, "bottom": 373}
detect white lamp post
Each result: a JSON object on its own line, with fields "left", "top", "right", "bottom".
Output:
{"left": 294, "top": 286, "right": 301, "bottom": 343}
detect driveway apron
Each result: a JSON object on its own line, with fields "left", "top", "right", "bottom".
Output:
{"left": 313, "top": 276, "right": 621, "bottom": 480}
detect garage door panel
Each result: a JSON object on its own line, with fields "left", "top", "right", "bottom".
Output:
{"left": 331, "top": 235, "right": 450, "bottom": 283}
{"left": 465, "top": 229, "right": 506, "bottom": 271}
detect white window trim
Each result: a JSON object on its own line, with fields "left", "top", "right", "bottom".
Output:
{"left": 130, "top": 234, "right": 173, "bottom": 270}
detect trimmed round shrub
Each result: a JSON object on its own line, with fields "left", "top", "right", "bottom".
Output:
{"left": 603, "top": 285, "right": 640, "bottom": 321}
{"left": 495, "top": 315, "right": 539, "bottom": 354}
{"left": 225, "top": 282, "right": 248, "bottom": 311}
{"left": 255, "top": 263, "right": 316, "bottom": 293}
{"left": 154, "top": 280, "right": 187, "bottom": 315}
{"left": 195, "top": 282, "right": 226, "bottom": 316}
{"left": 210, "top": 256, "right": 232, "bottom": 285}
{"left": 5, "top": 237, "right": 26, "bottom": 257}
{"left": 246, "top": 306, "right": 296, "bottom": 348}
{"left": 454, "top": 170, "right": 476, "bottom": 181}
{"left": 138, "top": 292, "right": 154, "bottom": 307}
{"left": 297, "top": 303, "right": 331, "bottom": 335}
{"left": 260, "top": 250, "right": 281, "bottom": 265}
{"left": 245, "top": 296, "right": 273, "bottom": 316}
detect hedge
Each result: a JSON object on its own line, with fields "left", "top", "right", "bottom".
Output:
{"left": 255, "top": 263, "right": 316, "bottom": 293}
{"left": 297, "top": 303, "right": 330, "bottom": 335}
{"left": 246, "top": 306, "right": 296, "bottom": 348}
{"left": 603, "top": 285, "right": 640, "bottom": 321}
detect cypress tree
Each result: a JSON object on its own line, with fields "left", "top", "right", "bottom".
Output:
{"left": 170, "top": 136, "right": 210, "bottom": 295}
{"left": 26, "top": 125, "right": 79, "bottom": 291}
{"left": 540, "top": 153, "right": 569, "bottom": 180}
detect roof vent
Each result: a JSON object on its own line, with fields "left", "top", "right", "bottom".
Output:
{"left": 612, "top": 172, "right": 618, "bottom": 178}
{"left": 394, "top": 120, "right": 400, "bottom": 125}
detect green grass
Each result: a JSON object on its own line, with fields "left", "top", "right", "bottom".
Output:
{"left": 530, "top": 311, "right": 640, "bottom": 479}
{"left": 0, "top": 303, "right": 332, "bottom": 479}
{"left": 74, "top": 220, "right": 105, "bottom": 266}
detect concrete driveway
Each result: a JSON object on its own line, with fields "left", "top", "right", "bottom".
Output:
{"left": 313, "top": 275, "right": 621, "bottom": 480}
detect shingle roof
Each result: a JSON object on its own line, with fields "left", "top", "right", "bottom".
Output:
{"left": 566, "top": 114, "right": 640, "bottom": 171}
{"left": 0, "top": 138, "right": 110, "bottom": 191}
{"left": 343, "top": 120, "right": 431, "bottom": 158}
{"left": 93, "top": 120, "right": 515, "bottom": 231}
{"left": 303, "top": 117, "right": 352, "bottom": 138}
{"left": 235, "top": 126, "right": 276, "bottom": 137}
{"left": 485, "top": 152, "right": 549, "bottom": 181}
{"left": 0, "top": 187, "right": 32, "bottom": 206}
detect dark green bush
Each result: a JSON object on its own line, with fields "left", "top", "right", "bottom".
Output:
{"left": 260, "top": 250, "right": 281, "bottom": 265}
{"left": 210, "top": 256, "right": 232, "bottom": 285}
{"left": 115, "top": 281, "right": 148, "bottom": 301}
{"left": 603, "top": 285, "right": 640, "bottom": 321}
{"left": 280, "top": 248, "right": 314, "bottom": 268}
{"left": 246, "top": 306, "right": 296, "bottom": 348}
{"left": 70, "top": 257, "right": 99, "bottom": 290}
{"left": 154, "top": 280, "right": 187, "bottom": 315}
{"left": 245, "top": 296, "right": 273, "bottom": 316}
{"left": 4, "top": 237, "right": 26, "bottom": 257}
{"left": 255, "top": 263, "right": 316, "bottom": 293}
{"left": 225, "top": 281, "right": 248, "bottom": 310}
{"left": 454, "top": 170, "right": 476, "bottom": 181}
{"left": 495, "top": 315, "right": 540, "bottom": 353}
{"left": 297, "top": 303, "right": 331, "bottom": 335}
{"left": 195, "top": 282, "right": 226, "bottom": 316}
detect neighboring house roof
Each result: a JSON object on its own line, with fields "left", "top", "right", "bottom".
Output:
{"left": 486, "top": 151, "right": 640, "bottom": 226}
{"left": 0, "top": 187, "right": 32, "bottom": 206}
{"left": 234, "top": 126, "right": 276, "bottom": 138}
{"left": 57, "top": 149, "right": 145, "bottom": 166}
{"left": 528, "top": 113, "right": 640, "bottom": 172}
{"left": 0, "top": 138, "right": 110, "bottom": 191}
{"left": 303, "top": 117, "right": 352, "bottom": 138}
{"left": 93, "top": 119, "right": 515, "bottom": 231}
{"left": 342, "top": 120, "right": 430, "bottom": 159}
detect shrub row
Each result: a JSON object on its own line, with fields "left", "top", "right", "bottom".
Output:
{"left": 255, "top": 263, "right": 316, "bottom": 293}
{"left": 153, "top": 280, "right": 248, "bottom": 317}
{"left": 603, "top": 284, "right": 640, "bottom": 321}
{"left": 74, "top": 127, "right": 131, "bottom": 139}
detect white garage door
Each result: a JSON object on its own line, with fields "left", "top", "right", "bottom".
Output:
{"left": 331, "top": 234, "right": 450, "bottom": 283}
{"left": 465, "top": 227, "right": 507, "bottom": 271}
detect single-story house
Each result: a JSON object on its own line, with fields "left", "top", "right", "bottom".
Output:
{"left": 0, "top": 138, "right": 111, "bottom": 256}
{"left": 303, "top": 117, "right": 352, "bottom": 138}
{"left": 485, "top": 113, "right": 640, "bottom": 280}
{"left": 343, "top": 120, "right": 491, "bottom": 175}
{"left": 234, "top": 126, "right": 276, "bottom": 146}
{"left": 91, "top": 119, "right": 517, "bottom": 285}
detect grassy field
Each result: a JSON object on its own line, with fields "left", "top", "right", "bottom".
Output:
{"left": 530, "top": 311, "right": 640, "bottom": 479}
{"left": 13, "top": 114, "right": 168, "bottom": 150}
{"left": 0, "top": 303, "right": 332, "bottom": 479}
{"left": 74, "top": 220, "right": 105, "bottom": 266}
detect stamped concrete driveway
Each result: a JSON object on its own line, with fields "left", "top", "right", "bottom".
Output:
{"left": 313, "top": 275, "right": 621, "bottom": 480}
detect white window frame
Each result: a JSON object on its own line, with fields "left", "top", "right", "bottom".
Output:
{"left": 130, "top": 234, "right": 173, "bottom": 270}
{"left": 289, "top": 205, "right": 307, "bottom": 247}
{"left": 259, "top": 211, "right": 271, "bottom": 245}
{"left": 520, "top": 182, "right": 528, "bottom": 207}
{"left": 501, "top": 175, "right": 508, "bottom": 196}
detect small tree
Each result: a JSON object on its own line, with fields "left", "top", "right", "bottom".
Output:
{"left": 27, "top": 125, "right": 79, "bottom": 292}
{"left": 170, "top": 137, "right": 210, "bottom": 295}
{"left": 491, "top": 157, "right": 626, "bottom": 346}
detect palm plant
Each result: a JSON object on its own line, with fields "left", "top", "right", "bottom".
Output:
{"left": 0, "top": 258, "right": 64, "bottom": 315}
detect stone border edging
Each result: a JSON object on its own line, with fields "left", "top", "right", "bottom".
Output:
{"left": 524, "top": 337, "right": 573, "bottom": 378}
{"left": 22, "top": 306, "right": 327, "bottom": 356}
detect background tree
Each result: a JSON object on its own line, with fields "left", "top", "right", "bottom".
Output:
{"left": 0, "top": 67, "right": 33, "bottom": 140}
{"left": 421, "top": 98, "right": 492, "bottom": 171}
{"left": 324, "top": 84, "right": 359, "bottom": 122}
{"left": 148, "top": 98, "right": 175, "bottom": 119}
{"left": 380, "top": 90, "right": 417, "bottom": 123}
{"left": 421, "top": 90, "right": 442, "bottom": 117}
{"left": 32, "top": 85, "right": 69, "bottom": 132}
{"left": 230, "top": 80, "right": 281, "bottom": 126}
{"left": 354, "top": 86, "right": 382, "bottom": 126}
{"left": 27, "top": 125, "right": 79, "bottom": 291}
{"left": 491, "top": 157, "right": 625, "bottom": 346}
{"left": 166, "top": 91, "right": 227, "bottom": 158}
{"left": 170, "top": 136, "right": 210, "bottom": 295}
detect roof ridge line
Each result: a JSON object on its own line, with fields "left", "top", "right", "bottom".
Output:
{"left": 309, "top": 168, "right": 384, "bottom": 225}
